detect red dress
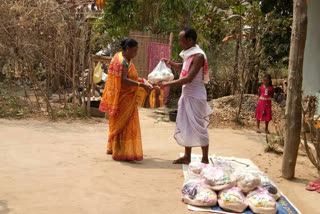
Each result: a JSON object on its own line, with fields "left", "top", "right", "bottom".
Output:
{"left": 255, "top": 85, "right": 274, "bottom": 122}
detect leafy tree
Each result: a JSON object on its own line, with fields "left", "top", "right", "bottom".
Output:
{"left": 260, "top": 0, "right": 293, "bottom": 66}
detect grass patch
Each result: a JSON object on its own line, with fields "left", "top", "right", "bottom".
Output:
{"left": 56, "top": 104, "right": 86, "bottom": 118}
{"left": 0, "top": 92, "right": 31, "bottom": 118}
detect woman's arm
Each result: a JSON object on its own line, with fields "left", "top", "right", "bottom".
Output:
{"left": 121, "top": 66, "right": 153, "bottom": 91}
{"left": 258, "top": 87, "right": 261, "bottom": 96}
{"left": 121, "top": 66, "right": 139, "bottom": 87}
{"left": 162, "top": 54, "right": 204, "bottom": 87}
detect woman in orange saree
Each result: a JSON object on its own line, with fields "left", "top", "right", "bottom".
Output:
{"left": 99, "top": 38, "right": 152, "bottom": 161}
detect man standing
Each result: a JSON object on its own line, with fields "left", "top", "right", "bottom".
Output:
{"left": 162, "top": 27, "right": 212, "bottom": 164}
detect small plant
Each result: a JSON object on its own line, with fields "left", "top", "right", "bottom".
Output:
{"left": 265, "top": 126, "right": 284, "bottom": 154}
{"left": 265, "top": 133, "right": 283, "bottom": 155}
{"left": 56, "top": 104, "right": 86, "bottom": 118}
{"left": 302, "top": 96, "right": 320, "bottom": 177}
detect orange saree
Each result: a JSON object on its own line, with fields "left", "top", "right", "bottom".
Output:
{"left": 99, "top": 52, "right": 143, "bottom": 161}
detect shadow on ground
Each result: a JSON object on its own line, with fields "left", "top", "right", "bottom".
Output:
{"left": 0, "top": 201, "right": 9, "bottom": 214}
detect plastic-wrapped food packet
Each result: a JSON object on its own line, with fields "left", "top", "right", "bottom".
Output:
{"left": 235, "top": 169, "right": 262, "bottom": 193}
{"left": 247, "top": 187, "right": 278, "bottom": 214}
{"left": 182, "top": 179, "right": 217, "bottom": 207}
{"left": 148, "top": 61, "right": 174, "bottom": 84}
{"left": 218, "top": 187, "right": 248, "bottom": 213}
{"left": 211, "top": 158, "right": 235, "bottom": 174}
{"left": 257, "top": 171, "right": 281, "bottom": 200}
{"left": 188, "top": 162, "right": 208, "bottom": 179}
{"left": 201, "top": 165, "right": 236, "bottom": 191}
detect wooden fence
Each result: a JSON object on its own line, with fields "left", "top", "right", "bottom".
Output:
{"left": 129, "top": 31, "right": 173, "bottom": 78}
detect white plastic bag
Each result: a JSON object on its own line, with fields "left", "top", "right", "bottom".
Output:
{"left": 102, "top": 73, "right": 108, "bottom": 82}
{"left": 148, "top": 61, "right": 174, "bottom": 84}
{"left": 257, "top": 171, "right": 281, "bottom": 200}
{"left": 201, "top": 165, "right": 236, "bottom": 191}
{"left": 235, "top": 169, "right": 261, "bottom": 193}
{"left": 188, "top": 162, "right": 208, "bottom": 179}
{"left": 247, "top": 187, "right": 278, "bottom": 214}
{"left": 182, "top": 179, "right": 217, "bottom": 207}
{"left": 218, "top": 187, "right": 248, "bottom": 213}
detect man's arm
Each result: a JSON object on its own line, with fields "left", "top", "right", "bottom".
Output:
{"left": 162, "top": 54, "right": 204, "bottom": 87}
{"left": 170, "top": 61, "right": 183, "bottom": 72}
{"left": 162, "top": 58, "right": 183, "bottom": 72}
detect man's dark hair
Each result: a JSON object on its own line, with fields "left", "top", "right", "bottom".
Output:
{"left": 183, "top": 27, "right": 197, "bottom": 43}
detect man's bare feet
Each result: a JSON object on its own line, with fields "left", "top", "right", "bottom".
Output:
{"left": 201, "top": 158, "right": 209, "bottom": 164}
{"left": 256, "top": 129, "right": 261, "bottom": 133}
{"left": 173, "top": 156, "right": 191, "bottom": 165}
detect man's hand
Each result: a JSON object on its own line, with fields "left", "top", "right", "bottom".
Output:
{"left": 159, "top": 81, "right": 169, "bottom": 88}
{"left": 161, "top": 58, "right": 171, "bottom": 67}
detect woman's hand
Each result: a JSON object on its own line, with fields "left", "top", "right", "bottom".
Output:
{"left": 141, "top": 82, "right": 153, "bottom": 92}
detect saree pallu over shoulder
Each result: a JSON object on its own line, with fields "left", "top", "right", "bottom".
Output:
{"left": 99, "top": 52, "right": 124, "bottom": 116}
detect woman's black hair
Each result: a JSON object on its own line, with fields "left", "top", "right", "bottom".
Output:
{"left": 120, "top": 38, "right": 138, "bottom": 51}
{"left": 183, "top": 27, "right": 197, "bottom": 43}
{"left": 264, "top": 74, "right": 273, "bottom": 86}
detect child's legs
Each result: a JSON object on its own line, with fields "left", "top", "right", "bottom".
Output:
{"left": 265, "top": 121, "right": 270, "bottom": 131}
{"left": 256, "top": 119, "right": 261, "bottom": 129}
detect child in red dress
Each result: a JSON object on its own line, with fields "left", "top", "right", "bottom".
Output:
{"left": 255, "top": 74, "right": 274, "bottom": 134}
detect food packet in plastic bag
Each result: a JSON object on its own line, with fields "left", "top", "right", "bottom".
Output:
{"left": 148, "top": 61, "right": 174, "bottom": 84}
{"left": 188, "top": 162, "right": 208, "bottom": 179}
{"left": 257, "top": 171, "right": 281, "bottom": 200}
{"left": 210, "top": 158, "right": 234, "bottom": 174}
{"left": 182, "top": 179, "right": 217, "bottom": 207}
{"left": 218, "top": 187, "right": 248, "bottom": 213}
{"left": 247, "top": 187, "right": 278, "bottom": 214}
{"left": 235, "top": 169, "right": 262, "bottom": 193}
{"left": 201, "top": 165, "right": 236, "bottom": 191}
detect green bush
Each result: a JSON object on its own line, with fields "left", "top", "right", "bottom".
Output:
{"left": 0, "top": 92, "right": 31, "bottom": 118}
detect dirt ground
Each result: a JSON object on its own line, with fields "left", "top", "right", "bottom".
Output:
{"left": 0, "top": 108, "right": 319, "bottom": 214}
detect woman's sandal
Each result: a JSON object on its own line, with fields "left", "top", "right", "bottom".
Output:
{"left": 306, "top": 183, "right": 320, "bottom": 191}
{"left": 309, "top": 181, "right": 320, "bottom": 186}
{"left": 306, "top": 185, "right": 318, "bottom": 191}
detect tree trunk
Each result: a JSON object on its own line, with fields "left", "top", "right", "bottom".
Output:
{"left": 282, "top": 0, "right": 308, "bottom": 179}
{"left": 232, "top": 39, "right": 240, "bottom": 95}
{"left": 72, "top": 36, "right": 77, "bottom": 117}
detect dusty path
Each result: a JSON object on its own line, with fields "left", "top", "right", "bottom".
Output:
{"left": 0, "top": 109, "right": 319, "bottom": 214}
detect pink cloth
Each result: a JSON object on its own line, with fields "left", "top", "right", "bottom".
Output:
{"left": 175, "top": 68, "right": 213, "bottom": 147}
{"left": 147, "top": 42, "right": 171, "bottom": 104}
{"left": 179, "top": 45, "right": 209, "bottom": 84}
{"left": 255, "top": 85, "right": 274, "bottom": 122}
